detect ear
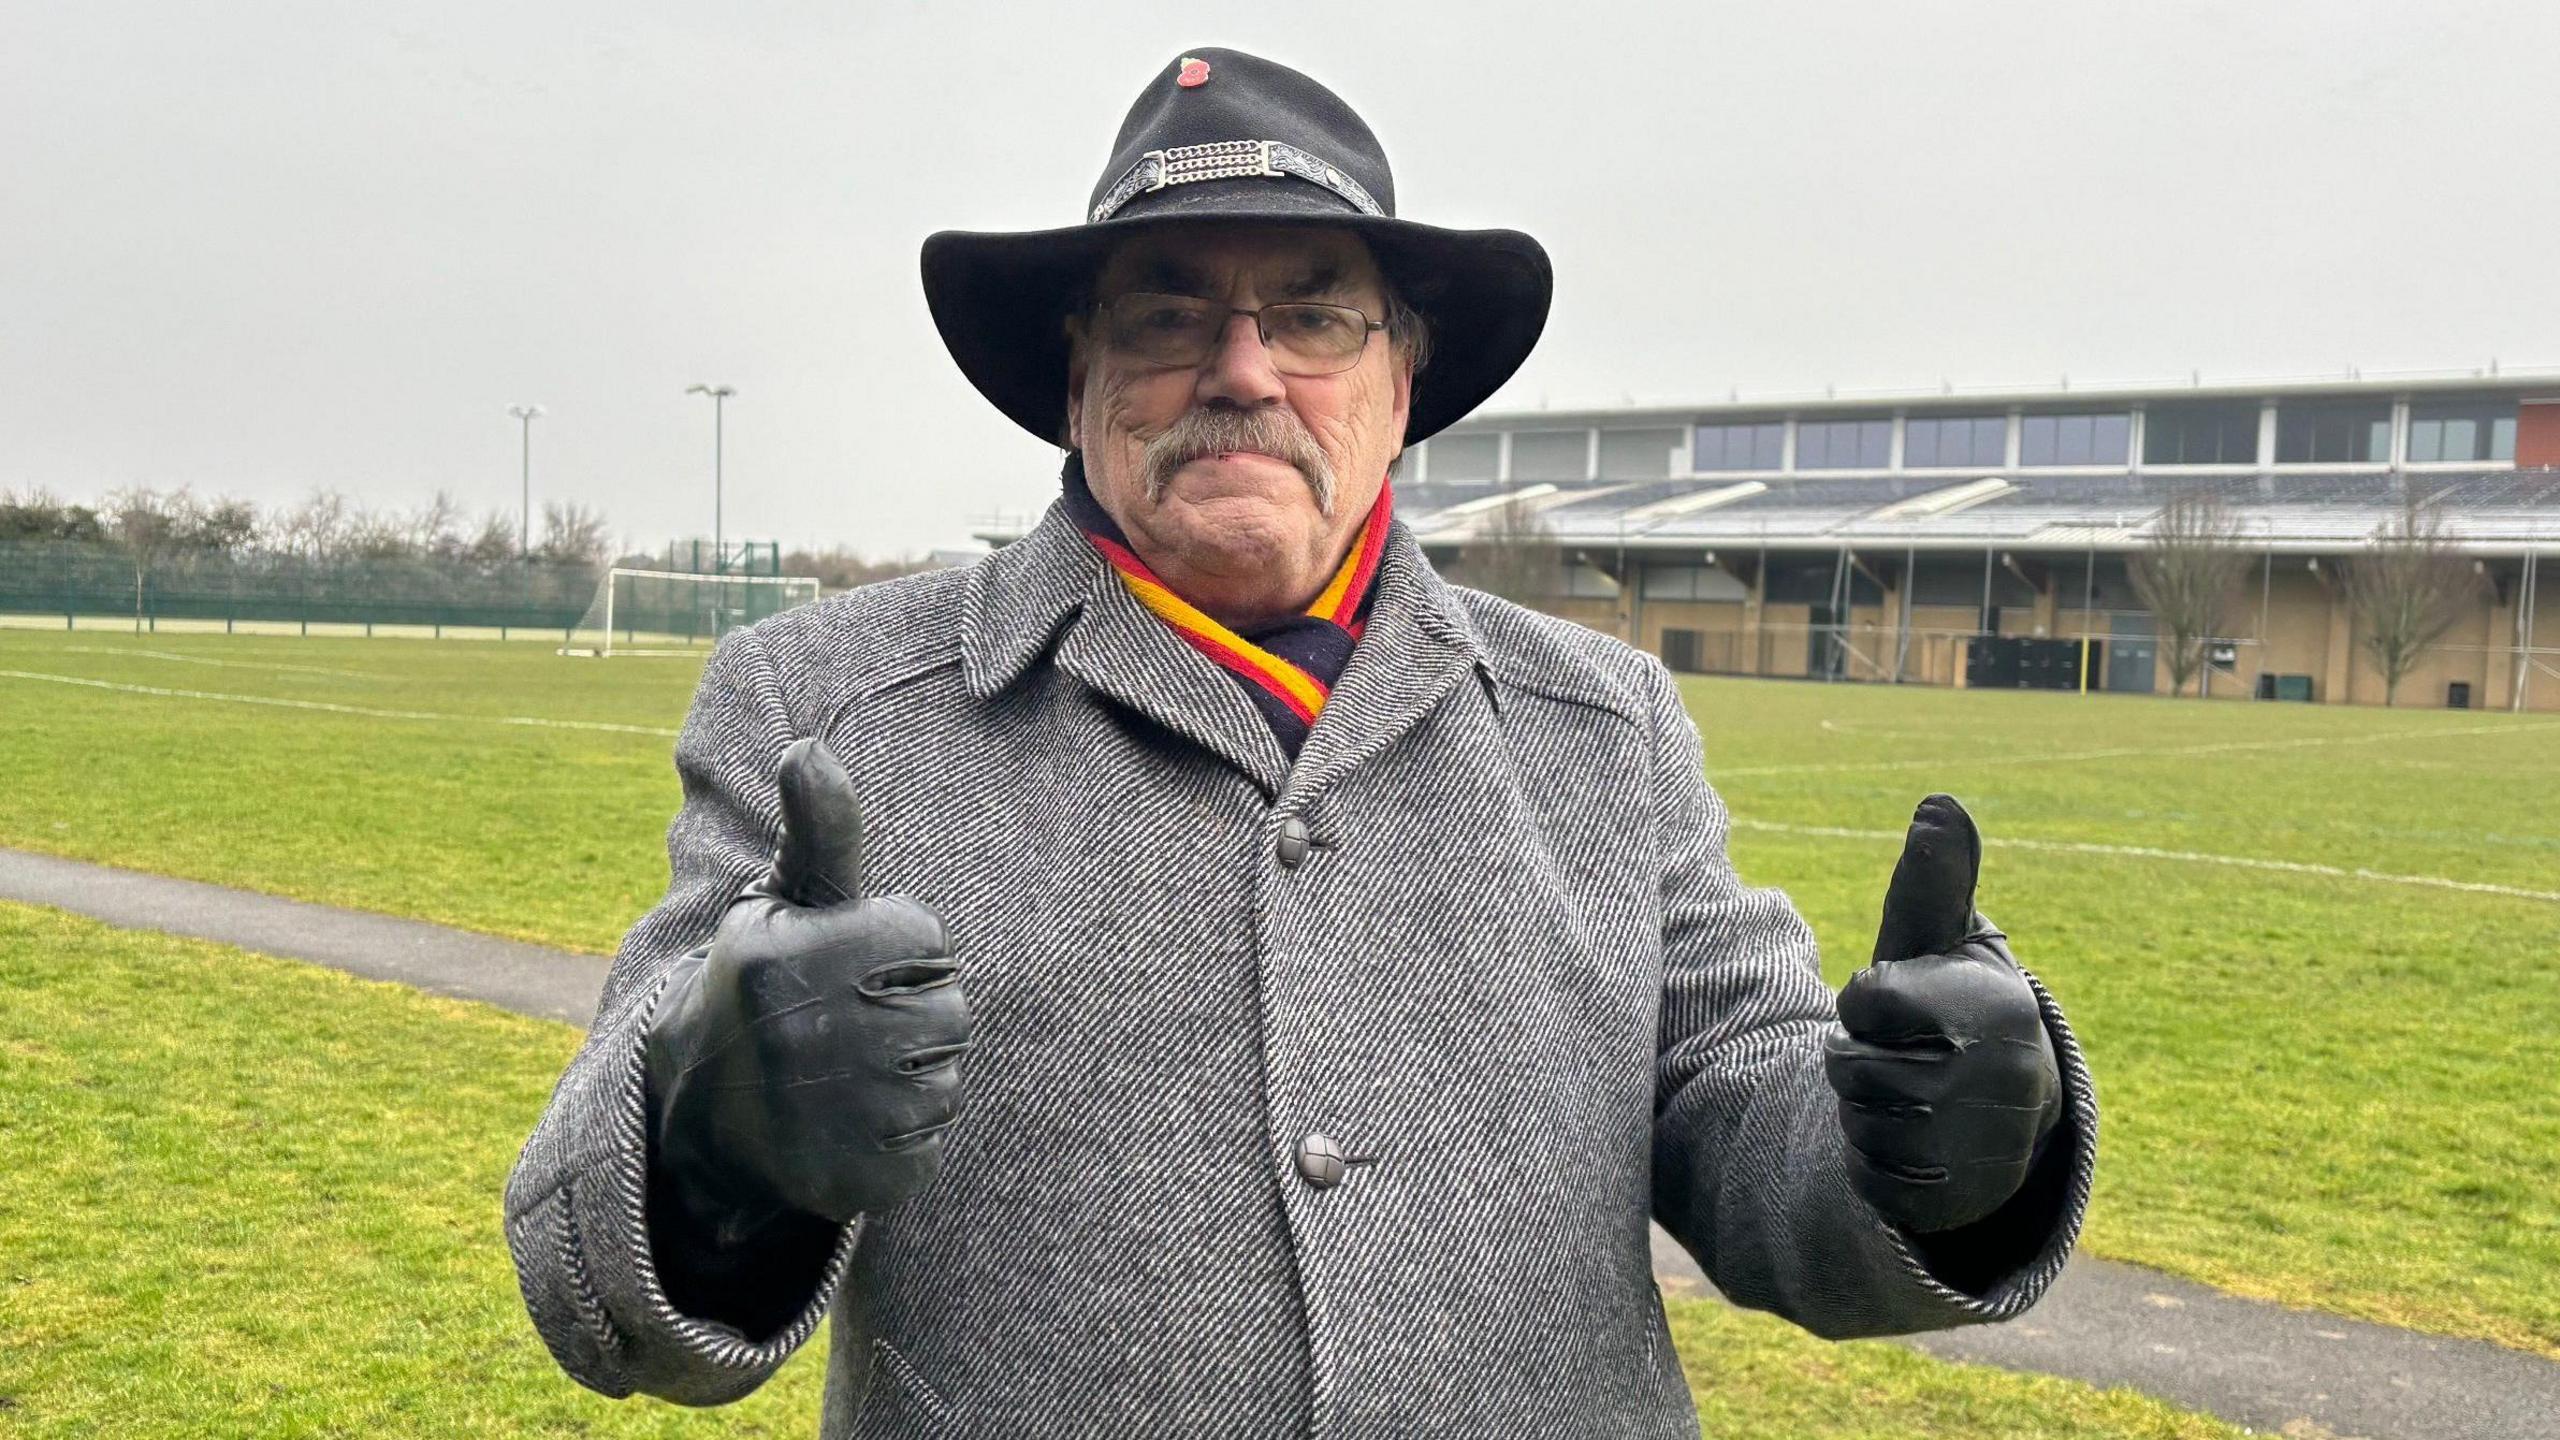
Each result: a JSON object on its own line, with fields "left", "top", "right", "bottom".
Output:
{"left": 1388, "top": 346, "right": 1413, "bottom": 443}
{"left": 1063, "top": 315, "right": 1087, "bottom": 450}
{"left": 1064, "top": 313, "right": 1095, "bottom": 448}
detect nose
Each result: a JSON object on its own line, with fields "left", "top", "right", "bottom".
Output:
{"left": 1192, "top": 310, "right": 1288, "bottom": 413}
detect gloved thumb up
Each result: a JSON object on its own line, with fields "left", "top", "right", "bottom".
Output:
{"left": 1870, "top": 793, "right": 1982, "bottom": 964}
{"left": 1829, "top": 793, "right": 2060, "bottom": 1234}
{"left": 652, "top": 732, "right": 973, "bottom": 1227}
{"left": 759, "top": 736, "right": 869, "bottom": 909}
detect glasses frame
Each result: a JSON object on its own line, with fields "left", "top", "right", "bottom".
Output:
{"left": 1096, "top": 291, "right": 1388, "bottom": 378}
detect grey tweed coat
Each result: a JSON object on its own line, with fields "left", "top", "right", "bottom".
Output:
{"left": 504, "top": 498, "right": 2098, "bottom": 1439}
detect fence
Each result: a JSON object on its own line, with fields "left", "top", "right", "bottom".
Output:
{"left": 0, "top": 540, "right": 605, "bottom": 638}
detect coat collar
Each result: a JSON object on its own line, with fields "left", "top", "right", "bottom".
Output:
{"left": 959, "top": 488, "right": 1492, "bottom": 803}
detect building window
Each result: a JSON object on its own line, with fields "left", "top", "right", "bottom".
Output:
{"left": 2143, "top": 402, "right": 2260, "bottom": 465}
{"left": 2276, "top": 402, "right": 2391, "bottom": 464}
{"left": 1563, "top": 562, "right": 1621, "bottom": 598}
{"left": 1795, "top": 419, "right": 1891, "bottom": 470}
{"left": 2020, "top": 413, "right": 2132, "bottom": 466}
{"left": 1597, "top": 427, "right": 1687, "bottom": 479}
{"left": 2407, "top": 399, "right": 2519, "bottom": 463}
{"left": 1640, "top": 564, "right": 1744, "bottom": 601}
{"left": 1510, "top": 429, "right": 1590, "bottom": 482}
{"left": 1694, "top": 421, "right": 1784, "bottom": 472}
{"left": 1423, "top": 432, "right": 1498, "bottom": 483}
{"left": 1904, "top": 415, "right": 2009, "bottom": 469}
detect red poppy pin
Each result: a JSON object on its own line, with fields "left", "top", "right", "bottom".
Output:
{"left": 1176, "top": 56, "right": 1210, "bottom": 88}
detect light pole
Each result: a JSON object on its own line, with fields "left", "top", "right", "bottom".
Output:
{"left": 686, "top": 384, "right": 736, "bottom": 574}
{"left": 507, "top": 404, "right": 544, "bottom": 559}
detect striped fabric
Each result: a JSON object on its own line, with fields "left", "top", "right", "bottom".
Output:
{"left": 1060, "top": 453, "right": 1387, "bottom": 757}
{"left": 504, "top": 498, "right": 2098, "bottom": 1438}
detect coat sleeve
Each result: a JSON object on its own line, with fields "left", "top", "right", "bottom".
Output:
{"left": 502, "top": 624, "right": 862, "bottom": 1404}
{"left": 1641, "top": 656, "right": 2098, "bottom": 1338}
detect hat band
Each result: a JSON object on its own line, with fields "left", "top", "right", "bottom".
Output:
{"left": 1090, "top": 139, "right": 1385, "bottom": 224}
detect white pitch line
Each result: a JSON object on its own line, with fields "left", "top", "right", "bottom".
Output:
{"left": 57, "top": 645, "right": 377, "bottom": 680}
{"left": 0, "top": 669, "right": 680, "bottom": 738}
{"left": 1730, "top": 817, "right": 2560, "bottom": 906}
{"left": 1717, "top": 718, "right": 2560, "bottom": 777}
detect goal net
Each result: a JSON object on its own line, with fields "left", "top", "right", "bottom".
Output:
{"left": 562, "top": 568, "right": 823, "bottom": 657}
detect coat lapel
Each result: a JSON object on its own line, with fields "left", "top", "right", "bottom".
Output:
{"left": 962, "top": 499, "right": 1291, "bottom": 799}
{"left": 1278, "top": 519, "right": 1487, "bottom": 812}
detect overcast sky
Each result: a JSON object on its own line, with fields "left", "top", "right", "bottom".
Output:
{"left": 7, "top": 1, "right": 2555, "bottom": 558}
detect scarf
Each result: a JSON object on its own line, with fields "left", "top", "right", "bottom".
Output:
{"left": 1061, "top": 452, "right": 1390, "bottom": 758}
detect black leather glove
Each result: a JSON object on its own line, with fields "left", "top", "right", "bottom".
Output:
{"left": 645, "top": 736, "right": 975, "bottom": 1237}
{"left": 1824, "top": 794, "right": 2061, "bottom": 1234}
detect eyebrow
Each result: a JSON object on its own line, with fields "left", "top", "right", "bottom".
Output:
{"left": 1132, "top": 257, "right": 1209, "bottom": 294}
{"left": 1276, "top": 264, "right": 1348, "bottom": 301}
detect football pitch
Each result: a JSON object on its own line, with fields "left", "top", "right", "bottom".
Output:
{"left": 2, "top": 624, "right": 2554, "bottom": 1432}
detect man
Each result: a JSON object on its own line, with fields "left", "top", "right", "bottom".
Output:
{"left": 506, "top": 47, "right": 2096, "bottom": 1438}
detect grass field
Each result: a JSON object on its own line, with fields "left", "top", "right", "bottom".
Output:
{"left": 0, "top": 904, "right": 2244, "bottom": 1439}
{"left": 2, "top": 624, "right": 2555, "bottom": 1411}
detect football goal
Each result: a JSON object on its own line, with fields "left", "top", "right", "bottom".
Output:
{"left": 562, "top": 568, "right": 823, "bottom": 657}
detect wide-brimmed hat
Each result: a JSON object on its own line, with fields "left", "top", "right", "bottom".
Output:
{"left": 921, "top": 46, "right": 1552, "bottom": 449}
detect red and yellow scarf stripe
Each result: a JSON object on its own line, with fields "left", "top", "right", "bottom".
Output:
{"left": 1085, "top": 484, "right": 1388, "bottom": 726}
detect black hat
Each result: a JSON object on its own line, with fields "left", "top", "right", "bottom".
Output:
{"left": 921, "top": 47, "right": 1552, "bottom": 448}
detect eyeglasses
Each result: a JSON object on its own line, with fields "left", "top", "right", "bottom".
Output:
{"left": 1097, "top": 292, "right": 1385, "bottom": 377}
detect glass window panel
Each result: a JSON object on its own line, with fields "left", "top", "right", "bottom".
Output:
{"left": 2277, "top": 403, "right": 2386, "bottom": 463}
{"left": 1642, "top": 565, "right": 1700, "bottom": 599}
{"left": 2092, "top": 414, "right": 2129, "bottom": 463}
{"left": 1697, "top": 423, "right": 1783, "bottom": 472}
{"left": 2056, "top": 415, "right": 2093, "bottom": 464}
{"left": 1860, "top": 420, "right": 1892, "bottom": 467}
{"left": 2232, "top": 412, "right": 2261, "bottom": 462}
{"left": 2276, "top": 411, "right": 2310, "bottom": 462}
{"left": 1975, "top": 417, "right": 2009, "bottom": 465}
{"left": 1426, "top": 432, "right": 1499, "bottom": 481}
{"left": 2145, "top": 404, "right": 2256, "bottom": 464}
{"left": 1797, "top": 423, "right": 1833, "bottom": 469}
{"left": 1752, "top": 423, "right": 1783, "bottom": 469}
{"left": 2410, "top": 397, "right": 2519, "bottom": 463}
{"left": 2020, "top": 416, "right": 2055, "bottom": 466}
{"left": 1904, "top": 420, "right": 1938, "bottom": 468}
{"left": 1511, "top": 429, "right": 1589, "bottom": 481}
{"left": 1599, "top": 428, "right": 1682, "bottom": 479}
{"left": 2407, "top": 419, "right": 2443, "bottom": 463}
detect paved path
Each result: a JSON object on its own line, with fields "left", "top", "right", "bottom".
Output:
{"left": 9, "top": 845, "right": 2559, "bottom": 1440}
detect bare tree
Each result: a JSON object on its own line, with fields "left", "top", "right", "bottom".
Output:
{"left": 778, "top": 545, "right": 942, "bottom": 591}
{"left": 535, "top": 500, "right": 613, "bottom": 569}
{"left": 2128, "top": 490, "right": 2253, "bottom": 695}
{"left": 2341, "top": 498, "right": 2485, "bottom": 706}
{"left": 464, "top": 510, "right": 518, "bottom": 567}
{"left": 269, "top": 490, "right": 355, "bottom": 561}
{"left": 105, "top": 486, "right": 255, "bottom": 627}
{"left": 1449, "top": 490, "right": 1562, "bottom": 605}
{"left": 1, "top": 487, "right": 107, "bottom": 543}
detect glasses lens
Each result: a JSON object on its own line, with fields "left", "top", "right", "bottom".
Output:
{"left": 1107, "top": 294, "right": 1219, "bottom": 365}
{"left": 1264, "top": 304, "right": 1370, "bottom": 375}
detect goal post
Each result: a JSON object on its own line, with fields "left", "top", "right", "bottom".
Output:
{"left": 562, "top": 568, "right": 824, "bottom": 657}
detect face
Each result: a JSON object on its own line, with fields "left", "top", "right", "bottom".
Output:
{"left": 1066, "top": 224, "right": 1411, "bottom": 629}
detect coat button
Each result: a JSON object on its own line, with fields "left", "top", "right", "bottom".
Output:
{"left": 1275, "top": 815, "right": 1313, "bottom": 869}
{"left": 1296, "top": 1132, "right": 1346, "bottom": 1188}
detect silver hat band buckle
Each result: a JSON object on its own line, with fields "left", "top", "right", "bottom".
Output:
{"left": 1090, "top": 139, "right": 1385, "bottom": 224}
